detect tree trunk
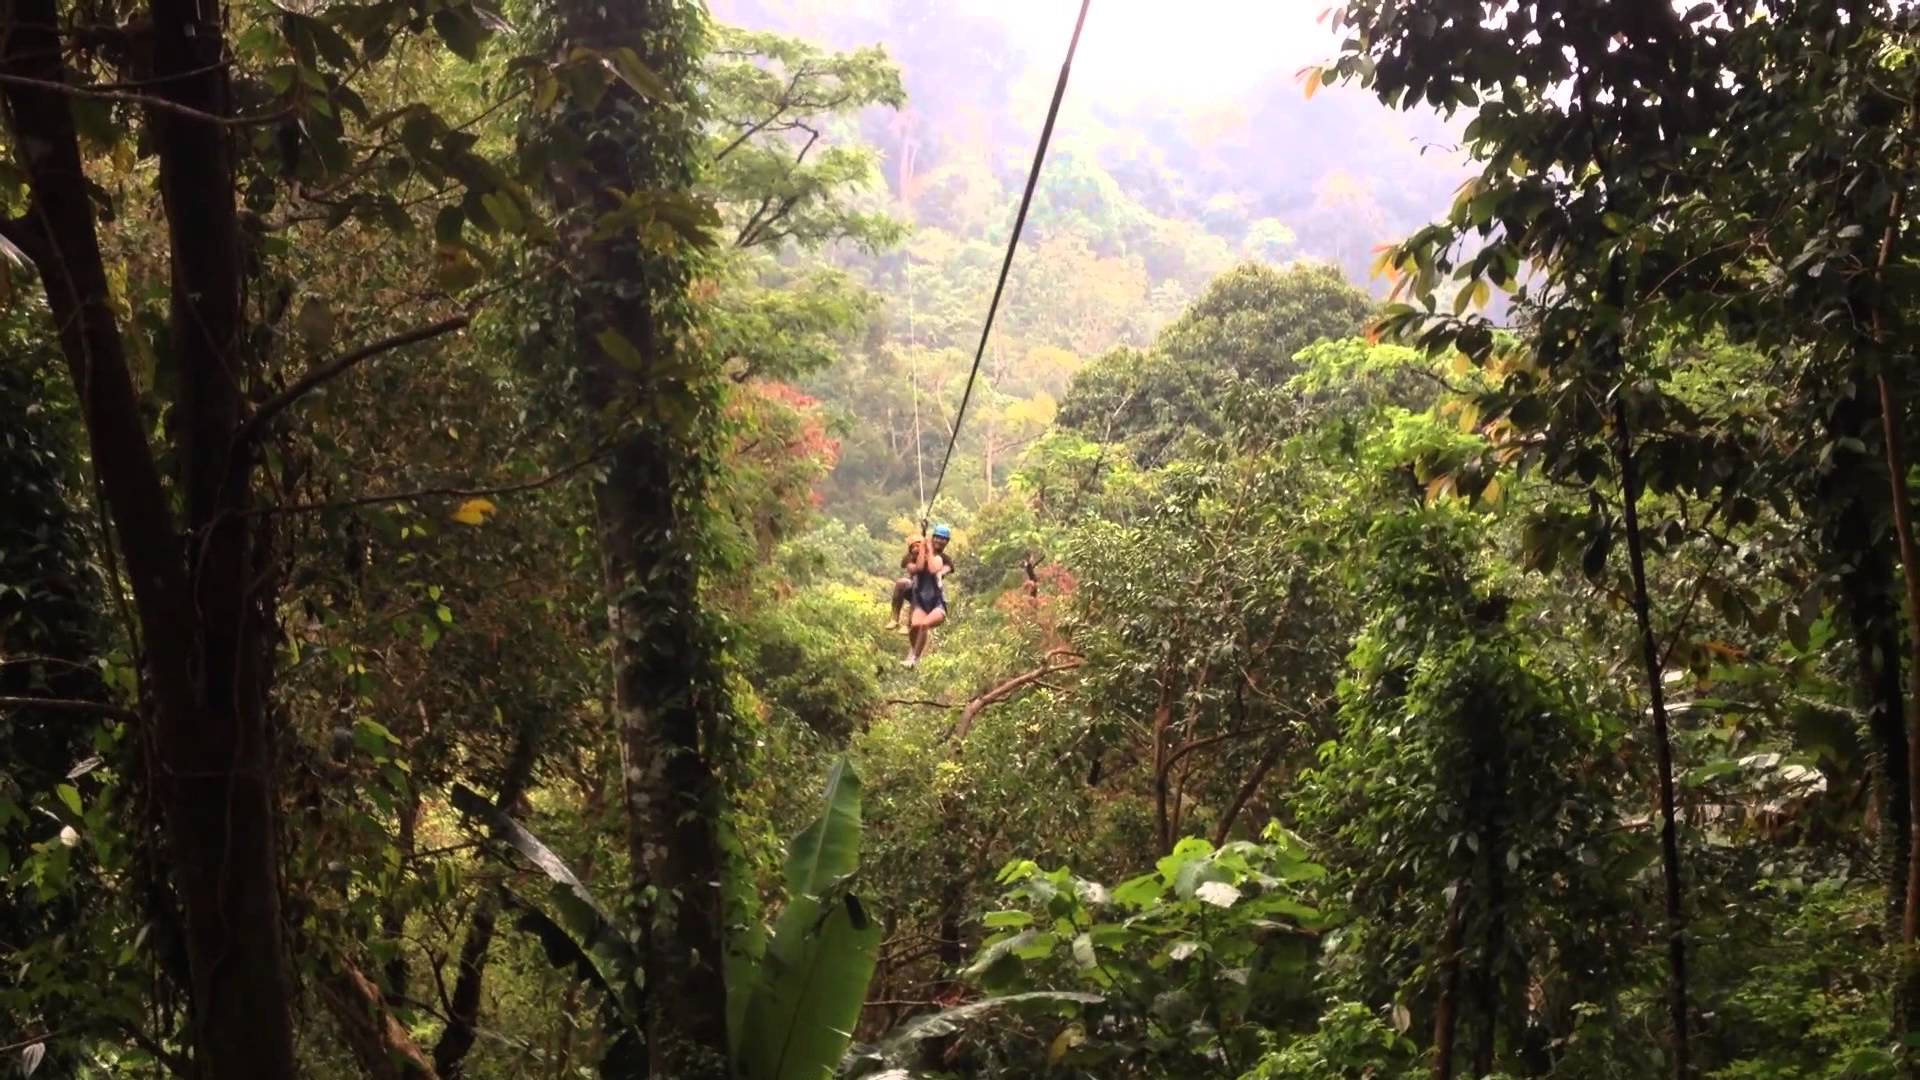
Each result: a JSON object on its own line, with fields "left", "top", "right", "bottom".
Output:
{"left": 1855, "top": 590, "right": 1920, "bottom": 1036}
{"left": 0, "top": 0, "right": 297, "bottom": 1075}
{"left": 1612, "top": 394, "right": 1691, "bottom": 1078}
{"left": 149, "top": 0, "right": 297, "bottom": 1069}
{"left": 1877, "top": 373, "right": 1920, "bottom": 954}
{"left": 436, "top": 715, "right": 544, "bottom": 1077}
{"left": 1213, "top": 738, "right": 1285, "bottom": 846}
{"left": 1431, "top": 887, "right": 1467, "bottom": 1080}
{"left": 384, "top": 787, "right": 423, "bottom": 1003}
{"left": 551, "top": 2, "right": 729, "bottom": 1073}
{"left": 1151, "top": 674, "right": 1178, "bottom": 853}
{"left": 1470, "top": 737, "right": 1508, "bottom": 1078}
{"left": 319, "top": 962, "right": 438, "bottom": 1080}
{"left": 984, "top": 413, "right": 995, "bottom": 495}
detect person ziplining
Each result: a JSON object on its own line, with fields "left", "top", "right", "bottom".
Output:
{"left": 895, "top": 525, "right": 953, "bottom": 668}
{"left": 881, "top": 0, "right": 1088, "bottom": 672}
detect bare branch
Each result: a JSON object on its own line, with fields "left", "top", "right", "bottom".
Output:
{"left": 710, "top": 71, "right": 802, "bottom": 164}
{"left": 0, "top": 69, "right": 290, "bottom": 125}
{"left": 1212, "top": 739, "right": 1287, "bottom": 846}
{"left": 948, "top": 650, "right": 1083, "bottom": 742}
{"left": 237, "top": 314, "right": 470, "bottom": 446}
{"left": 0, "top": 694, "right": 138, "bottom": 721}
{"left": 262, "top": 445, "right": 614, "bottom": 515}
{"left": 883, "top": 696, "right": 955, "bottom": 710}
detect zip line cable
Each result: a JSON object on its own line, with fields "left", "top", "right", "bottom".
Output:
{"left": 907, "top": 254, "right": 927, "bottom": 512}
{"left": 917, "top": 0, "right": 1092, "bottom": 533}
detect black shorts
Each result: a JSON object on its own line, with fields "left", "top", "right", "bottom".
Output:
{"left": 911, "top": 579, "right": 945, "bottom": 614}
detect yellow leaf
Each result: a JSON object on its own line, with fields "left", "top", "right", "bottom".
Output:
{"left": 451, "top": 497, "right": 497, "bottom": 526}
{"left": 1301, "top": 66, "right": 1324, "bottom": 100}
{"left": 1047, "top": 1023, "right": 1086, "bottom": 1066}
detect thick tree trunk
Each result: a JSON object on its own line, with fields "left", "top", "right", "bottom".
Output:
{"left": 552, "top": 2, "right": 729, "bottom": 1073}
{"left": 148, "top": 0, "right": 296, "bottom": 1070}
{"left": 1613, "top": 395, "right": 1691, "bottom": 1078}
{"left": 0, "top": 0, "right": 296, "bottom": 1075}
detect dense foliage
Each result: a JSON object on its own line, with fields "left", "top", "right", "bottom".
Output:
{"left": 4, "top": 2, "right": 1920, "bottom": 1079}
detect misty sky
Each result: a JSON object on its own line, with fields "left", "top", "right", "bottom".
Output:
{"left": 940, "top": 0, "right": 1336, "bottom": 105}
{"left": 710, "top": 0, "right": 1342, "bottom": 108}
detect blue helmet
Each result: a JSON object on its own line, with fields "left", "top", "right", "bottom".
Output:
{"left": 931, "top": 524, "right": 953, "bottom": 541}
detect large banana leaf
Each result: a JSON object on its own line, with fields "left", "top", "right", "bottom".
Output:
{"left": 735, "top": 757, "right": 880, "bottom": 1080}
{"left": 782, "top": 757, "right": 862, "bottom": 895}
{"left": 740, "top": 893, "right": 881, "bottom": 1080}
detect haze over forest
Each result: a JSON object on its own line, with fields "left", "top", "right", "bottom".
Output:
{"left": 9, "top": 0, "right": 1918, "bottom": 1075}
{"left": 709, "top": 0, "right": 1471, "bottom": 522}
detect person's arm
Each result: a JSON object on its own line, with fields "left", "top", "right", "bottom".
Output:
{"left": 907, "top": 543, "right": 929, "bottom": 573}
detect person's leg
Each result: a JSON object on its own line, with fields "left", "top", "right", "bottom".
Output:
{"left": 890, "top": 579, "right": 911, "bottom": 626}
{"left": 911, "top": 606, "right": 946, "bottom": 660}
{"left": 904, "top": 606, "right": 927, "bottom": 665}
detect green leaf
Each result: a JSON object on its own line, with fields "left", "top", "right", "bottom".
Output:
{"left": 352, "top": 718, "right": 396, "bottom": 754}
{"left": 1684, "top": 760, "right": 1740, "bottom": 788}
{"left": 737, "top": 758, "right": 878, "bottom": 1080}
{"left": 479, "top": 191, "right": 524, "bottom": 234}
{"left": 431, "top": 5, "right": 490, "bottom": 61}
{"left": 1013, "top": 932, "right": 1058, "bottom": 960}
{"left": 1112, "top": 872, "right": 1164, "bottom": 909}
{"left": 55, "top": 784, "right": 82, "bottom": 817}
{"left": 500, "top": 892, "right": 626, "bottom": 1015}
{"left": 739, "top": 895, "right": 880, "bottom": 1080}
{"left": 596, "top": 328, "right": 648, "bottom": 371}
{"left": 1070, "top": 932, "right": 1097, "bottom": 970}
{"left": 1195, "top": 881, "right": 1242, "bottom": 908}
{"left": 782, "top": 757, "right": 861, "bottom": 897}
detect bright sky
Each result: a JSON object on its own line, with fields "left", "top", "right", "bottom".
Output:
{"left": 968, "top": 0, "right": 1335, "bottom": 105}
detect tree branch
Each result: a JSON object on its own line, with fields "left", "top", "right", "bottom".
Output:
{"left": 318, "top": 961, "right": 439, "bottom": 1080}
{"left": 710, "top": 72, "right": 802, "bottom": 164}
{"left": 884, "top": 696, "right": 955, "bottom": 710}
{"left": 261, "top": 444, "right": 613, "bottom": 515}
{"left": 0, "top": 69, "right": 289, "bottom": 125}
{"left": 948, "top": 650, "right": 1082, "bottom": 742}
{"left": 0, "top": 694, "right": 138, "bottom": 722}
{"left": 1213, "top": 738, "right": 1286, "bottom": 846}
{"left": 237, "top": 314, "right": 471, "bottom": 446}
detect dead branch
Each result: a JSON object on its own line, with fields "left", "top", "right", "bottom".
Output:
{"left": 948, "top": 649, "right": 1082, "bottom": 742}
